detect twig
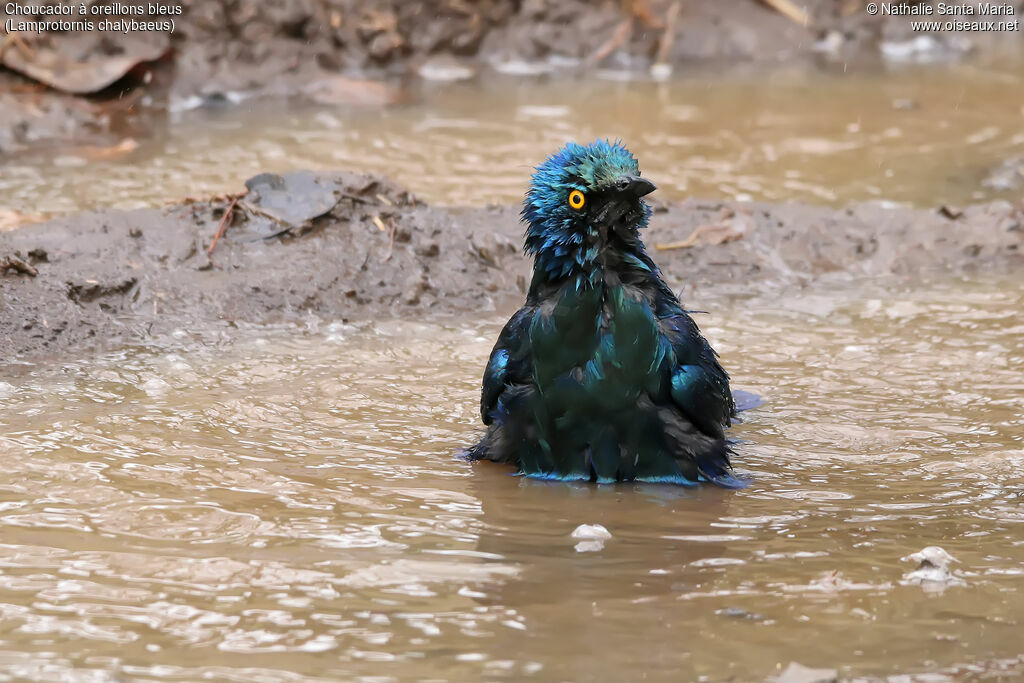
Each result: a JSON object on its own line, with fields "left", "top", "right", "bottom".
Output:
{"left": 0, "top": 254, "right": 38, "bottom": 277}
{"left": 372, "top": 214, "right": 396, "bottom": 262}
{"left": 237, "top": 199, "right": 288, "bottom": 226}
{"left": 757, "top": 0, "right": 810, "bottom": 26}
{"left": 236, "top": 199, "right": 301, "bottom": 240}
{"left": 380, "top": 223, "right": 396, "bottom": 263}
{"left": 0, "top": 35, "right": 13, "bottom": 62}
{"left": 589, "top": 16, "right": 633, "bottom": 65}
{"left": 0, "top": 32, "right": 35, "bottom": 62}
{"left": 654, "top": 1, "right": 682, "bottom": 65}
{"left": 207, "top": 197, "right": 238, "bottom": 256}
{"left": 14, "top": 34, "right": 32, "bottom": 60}
{"left": 629, "top": 0, "right": 664, "bottom": 29}
{"left": 655, "top": 224, "right": 729, "bottom": 251}
{"left": 338, "top": 192, "right": 372, "bottom": 204}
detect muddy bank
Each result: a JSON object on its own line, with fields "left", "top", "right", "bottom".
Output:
{"left": 3, "top": 0, "right": 1024, "bottom": 153}
{"left": 1, "top": 170, "right": 1022, "bottom": 362}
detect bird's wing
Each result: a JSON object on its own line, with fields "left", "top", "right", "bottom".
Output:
{"left": 632, "top": 246, "right": 758, "bottom": 425}
{"left": 480, "top": 306, "right": 535, "bottom": 424}
{"left": 626, "top": 243, "right": 734, "bottom": 438}
{"left": 627, "top": 245, "right": 736, "bottom": 438}
{"left": 658, "top": 310, "right": 735, "bottom": 439}
{"left": 650, "top": 308, "right": 743, "bottom": 488}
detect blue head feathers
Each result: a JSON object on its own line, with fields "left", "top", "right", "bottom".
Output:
{"left": 522, "top": 140, "right": 655, "bottom": 281}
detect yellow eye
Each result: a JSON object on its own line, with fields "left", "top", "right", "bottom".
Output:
{"left": 568, "top": 189, "right": 585, "bottom": 210}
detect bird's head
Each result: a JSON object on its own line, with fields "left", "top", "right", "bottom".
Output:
{"left": 522, "top": 140, "right": 655, "bottom": 265}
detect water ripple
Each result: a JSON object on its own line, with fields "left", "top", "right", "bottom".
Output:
{"left": 0, "top": 277, "right": 1021, "bottom": 678}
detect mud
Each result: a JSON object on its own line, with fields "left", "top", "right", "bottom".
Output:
{"left": 2, "top": 170, "right": 1022, "bottom": 362}
{"left": 3, "top": 0, "right": 1023, "bottom": 153}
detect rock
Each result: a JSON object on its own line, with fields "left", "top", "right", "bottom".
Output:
{"left": 983, "top": 156, "right": 1024, "bottom": 191}
{"left": 773, "top": 662, "right": 838, "bottom": 683}
{"left": 417, "top": 56, "right": 477, "bottom": 82}
{"left": 813, "top": 30, "right": 844, "bottom": 54}
{"left": 880, "top": 35, "right": 972, "bottom": 63}
{"left": 571, "top": 524, "right": 612, "bottom": 540}
{"left": 572, "top": 523, "right": 611, "bottom": 553}
{"left": 901, "top": 546, "right": 964, "bottom": 588}
{"left": 245, "top": 171, "right": 342, "bottom": 227}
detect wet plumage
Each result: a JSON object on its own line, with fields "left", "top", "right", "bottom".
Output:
{"left": 465, "top": 140, "right": 743, "bottom": 487}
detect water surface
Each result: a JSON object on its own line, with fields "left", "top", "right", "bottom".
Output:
{"left": 2, "top": 58, "right": 1023, "bottom": 218}
{"left": 1, "top": 277, "right": 1022, "bottom": 680}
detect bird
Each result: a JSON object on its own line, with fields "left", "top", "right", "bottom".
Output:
{"left": 464, "top": 139, "right": 746, "bottom": 487}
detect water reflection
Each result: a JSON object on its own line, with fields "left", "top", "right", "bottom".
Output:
{"left": 0, "top": 276, "right": 1022, "bottom": 679}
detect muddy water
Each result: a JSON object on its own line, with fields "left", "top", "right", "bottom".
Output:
{"left": 2, "top": 58, "right": 1024, "bottom": 218}
{"left": 0, "top": 276, "right": 1021, "bottom": 680}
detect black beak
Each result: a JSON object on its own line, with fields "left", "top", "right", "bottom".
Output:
{"left": 613, "top": 175, "right": 657, "bottom": 198}
{"left": 593, "top": 174, "right": 657, "bottom": 228}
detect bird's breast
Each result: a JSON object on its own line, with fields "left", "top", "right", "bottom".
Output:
{"left": 530, "top": 278, "right": 661, "bottom": 407}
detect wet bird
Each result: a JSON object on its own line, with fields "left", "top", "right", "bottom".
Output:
{"left": 465, "top": 140, "right": 745, "bottom": 487}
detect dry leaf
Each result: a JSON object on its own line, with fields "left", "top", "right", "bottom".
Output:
{"left": 0, "top": 209, "right": 46, "bottom": 233}
{"left": 1, "top": 36, "right": 169, "bottom": 94}
{"left": 655, "top": 209, "right": 753, "bottom": 251}
{"left": 72, "top": 138, "right": 138, "bottom": 162}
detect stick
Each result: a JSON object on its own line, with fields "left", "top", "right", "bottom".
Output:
{"left": 589, "top": 16, "right": 633, "bottom": 65}
{"left": 655, "top": 224, "right": 721, "bottom": 251}
{"left": 630, "top": 0, "right": 664, "bottom": 29}
{"left": 0, "top": 32, "right": 35, "bottom": 61}
{"left": 338, "top": 192, "right": 372, "bottom": 204}
{"left": 237, "top": 200, "right": 300, "bottom": 240}
{"left": 237, "top": 199, "right": 289, "bottom": 226}
{"left": 655, "top": 1, "right": 682, "bottom": 65}
{"left": 0, "top": 254, "right": 38, "bottom": 277}
{"left": 207, "top": 197, "right": 238, "bottom": 255}
{"left": 380, "top": 223, "right": 396, "bottom": 263}
{"left": 758, "top": 0, "right": 810, "bottom": 26}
